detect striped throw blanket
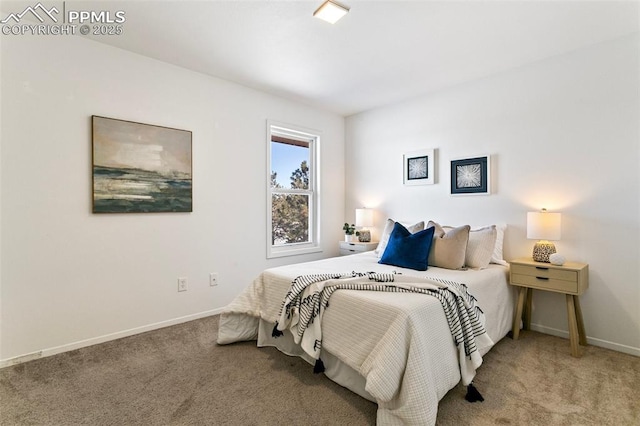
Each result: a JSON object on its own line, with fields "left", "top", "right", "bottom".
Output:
{"left": 275, "top": 271, "right": 491, "bottom": 386}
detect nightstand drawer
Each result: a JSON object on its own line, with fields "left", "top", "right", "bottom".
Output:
{"left": 511, "top": 273, "right": 578, "bottom": 294}
{"left": 339, "top": 248, "right": 358, "bottom": 256}
{"left": 511, "top": 264, "right": 577, "bottom": 281}
{"left": 338, "top": 241, "right": 378, "bottom": 256}
{"left": 340, "top": 242, "right": 368, "bottom": 252}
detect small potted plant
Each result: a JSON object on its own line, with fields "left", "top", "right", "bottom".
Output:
{"left": 343, "top": 223, "right": 357, "bottom": 242}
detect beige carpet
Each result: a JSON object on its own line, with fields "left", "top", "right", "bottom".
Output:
{"left": 1, "top": 315, "right": 638, "bottom": 425}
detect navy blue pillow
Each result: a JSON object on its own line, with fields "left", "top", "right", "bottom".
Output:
{"left": 378, "top": 222, "right": 435, "bottom": 271}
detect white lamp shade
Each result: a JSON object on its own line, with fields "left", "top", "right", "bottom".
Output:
{"left": 527, "top": 211, "right": 561, "bottom": 241}
{"left": 355, "top": 208, "right": 374, "bottom": 228}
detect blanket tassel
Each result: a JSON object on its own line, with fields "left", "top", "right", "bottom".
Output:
{"left": 313, "top": 359, "right": 325, "bottom": 374}
{"left": 465, "top": 382, "right": 484, "bottom": 402}
{"left": 272, "top": 323, "right": 283, "bottom": 338}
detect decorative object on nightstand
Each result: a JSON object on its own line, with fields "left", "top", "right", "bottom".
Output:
{"left": 509, "top": 257, "right": 588, "bottom": 357}
{"left": 343, "top": 223, "right": 357, "bottom": 242}
{"left": 355, "top": 208, "right": 374, "bottom": 242}
{"left": 339, "top": 241, "right": 378, "bottom": 256}
{"left": 549, "top": 253, "right": 566, "bottom": 266}
{"left": 527, "top": 208, "right": 561, "bottom": 262}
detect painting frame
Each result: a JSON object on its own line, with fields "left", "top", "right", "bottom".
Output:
{"left": 92, "top": 115, "right": 193, "bottom": 213}
{"left": 403, "top": 148, "right": 435, "bottom": 186}
{"left": 450, "top": 155, "right": 491, "bottom": 195}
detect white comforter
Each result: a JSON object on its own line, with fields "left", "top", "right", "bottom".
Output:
{"left": 218, "top": 252, "right": 514, "bottom": 425}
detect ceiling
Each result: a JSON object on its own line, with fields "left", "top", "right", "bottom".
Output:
{"left": 4, "top": 1, "right": 640, "bottom": 116}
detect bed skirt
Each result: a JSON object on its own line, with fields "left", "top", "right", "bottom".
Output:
{"left": 257, "top": 317, "right": 376, "bottom": 402}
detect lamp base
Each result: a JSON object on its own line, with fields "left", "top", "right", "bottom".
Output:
{"left": 357, "top": 229, "right": 371, "bottom": 242}
{"left": 532, "top": 241, "right": 556, "bottom": 263}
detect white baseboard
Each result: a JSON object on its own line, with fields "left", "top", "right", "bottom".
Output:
{"left": 0, "top": 308, "right": 224, "bottom": 368}
{"left": 3, "top": 314, "right": 636, "bottom": 368}
{"left": 530, "top": 323, "right": 640, "bottom": 357}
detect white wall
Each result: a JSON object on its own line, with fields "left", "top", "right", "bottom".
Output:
{"left": 0, "top": 35, "right": 345, "bottom": 363}
{"left": 345, "top": 34, "right": 640, "bottom": 355}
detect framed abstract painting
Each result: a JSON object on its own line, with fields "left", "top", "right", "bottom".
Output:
{"left": 450, "top": 155, "right": 491, "bottom": 195}
{"left": 92, "top": 116, "right": 193, "bottom": 213}
{"left": 403, "top": 149, "right": 435, "bottom": 185}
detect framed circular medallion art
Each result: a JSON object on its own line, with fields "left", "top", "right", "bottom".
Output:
{"left": 450, "top": 155, "right": 491, "bottom": 195}
{"left": 403, "top": 149, "right": 435, "bottom": 186}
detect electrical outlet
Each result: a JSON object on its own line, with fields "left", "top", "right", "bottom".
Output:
{"left": 209, "top": 273, "right": 218, "bottom": 287}
{"left": 178, "top": 277, "right": 188, "bottom": 292}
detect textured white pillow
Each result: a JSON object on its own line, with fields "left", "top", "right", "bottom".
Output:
{"left": 375, "top": 218, "right": 425, "bottom": 258}
{"left": 488, "top": 223, "right": 507, "bottom": 265}
{"left": 467, "top": 223, "right": 507, "bottom": 265}
{"left": 465, "top": 225, "right": 498, "bottom": 269}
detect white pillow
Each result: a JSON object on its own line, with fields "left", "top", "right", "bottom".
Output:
{"left": 470, "top": 223, "right": 507, "bottom": 265}
{"left": 488, "top": 223, "right": 507, "bottom": 265}
{"left": 465, "top": 225, "right": 498, "bottom": 269}
{"left": 375, "top": 218, "right": 425, "bottom": 258}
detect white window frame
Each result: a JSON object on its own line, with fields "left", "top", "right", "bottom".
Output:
{"left": 266, "top": 120, "right": 321, "bottom": 258}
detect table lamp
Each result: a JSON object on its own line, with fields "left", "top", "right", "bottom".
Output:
{"left": 527, "top": 208, "right": 561, "bottom": 263}
{"left": 355, "top": 208, "right": 374, "bottom": 242}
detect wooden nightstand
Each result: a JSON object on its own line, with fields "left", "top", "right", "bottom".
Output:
{"left": 339, "top": 241, "right": 378, "bottom": 256}
{"left": 509, "top": 257, "right": 589, "bottom": 357}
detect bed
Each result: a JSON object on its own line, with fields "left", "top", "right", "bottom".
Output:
{"left": 217, "top": 221, "right": 514, "bottom": 425}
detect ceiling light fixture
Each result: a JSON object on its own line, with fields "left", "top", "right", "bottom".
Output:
{"left": 313, "top": 0, "right": 349, "bottom": 24}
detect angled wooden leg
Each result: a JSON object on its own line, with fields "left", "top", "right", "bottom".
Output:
{"left": 566, "top": 294, "right": 581, "bottom": 357}
{"left": 512, "top": 287, "right": 527, "bottom": 340}
{"left": 523, "top": 288, "right": 533, "bottom": 330}
{"left": 574, "top": 295, "right": 587, "bottom": 346}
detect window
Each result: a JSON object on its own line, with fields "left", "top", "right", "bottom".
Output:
{"left": 267, "top": 121, "right": 320, "bottom": 258}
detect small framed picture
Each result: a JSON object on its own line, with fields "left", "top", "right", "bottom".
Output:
{"left": 450, "top": 155, "right": 491, "bottom": 195}
{"left": 403, "top": 149, "right": 435, "bottom": 185}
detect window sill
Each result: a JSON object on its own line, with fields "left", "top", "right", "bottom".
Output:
{"left": 267, "top": 244, "right": 322, "bottom": 259}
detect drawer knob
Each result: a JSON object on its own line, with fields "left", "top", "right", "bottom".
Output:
{"left": 535, "top": 266, "right": 549, "bottom": 271}
{"left": 536, "top": 276, "right": 549, "bottom": 281}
